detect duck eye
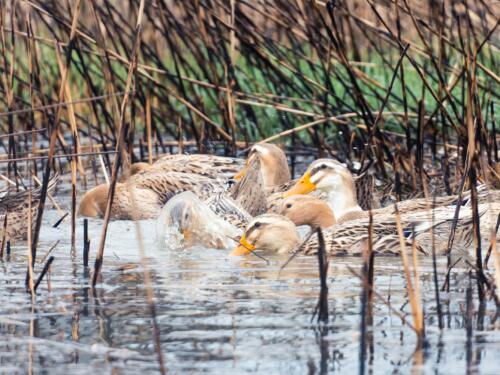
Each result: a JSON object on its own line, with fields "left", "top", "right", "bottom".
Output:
{"left": 285, "top": 203, "right": 292, "bottom": 209}
{"left": 320, "top": 164, "right": 327, "bottom": 169}
{"left": 254, "top": 222, "right": 261, "bottom": 228}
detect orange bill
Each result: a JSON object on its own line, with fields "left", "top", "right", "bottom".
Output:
{"left": 282, "top": 171, "right": 316, "bottom": 198}
{"left": 230, "top": 234, "right": 256, "bottom": 256}
{"left": 233, "top": 166, "right": 247, "bottom": 181}
{"left": 182, "top": 229, "right": 191, "bottom": 242}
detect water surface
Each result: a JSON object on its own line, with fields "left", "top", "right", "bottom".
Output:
{"left": 1, "top": 195, "right": 500, "bottom": 374}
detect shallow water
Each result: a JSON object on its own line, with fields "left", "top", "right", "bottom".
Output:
{"left": 1, "top": 191, "right": 500, "bottom": 374}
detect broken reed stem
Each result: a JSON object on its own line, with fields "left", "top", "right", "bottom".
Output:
{"left": 34, "top": 256, "right": 54, "bottom": 292}
{"left": 313, "top": 228, "right": 329, "bottom": 324}
{"left": 26, "top": 186, "right": 35, "bottom": 297}
{"left": 394, "top": 204, "right": 424, "bottom": 340}
{"left": 464, "top": 260, "right": 500, "bottom": 309}
{"left": 83, "top": 218, "right": 89, "bottom": 268}
{"left": 52, "top": 213, "right": 68, "bottom": 228}
{"left": 0, "top": 214, "right": 7, "bottom": 259}
{"left": 359, "top": 210, "right": 374, "bottom": 375}
{"left": 346, "top": 266, "right": 417, "bottom": 333}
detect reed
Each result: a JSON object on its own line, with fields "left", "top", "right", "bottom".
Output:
{"left": 313, "top": 228, "right": 329, "bottom": 324}
{"left": 0, "top": 1, "right": 497, "bottom": 370}
{"left": 394, "top": 204, "right": 425, "bottom": 341}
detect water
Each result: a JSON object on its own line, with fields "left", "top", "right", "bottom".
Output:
{"left": 1, "top": 192, "right": 500, "bottom": 374}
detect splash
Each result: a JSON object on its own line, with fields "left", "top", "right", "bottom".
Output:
{"left": 156, "top": 191, "right": 241, "bottom": 250}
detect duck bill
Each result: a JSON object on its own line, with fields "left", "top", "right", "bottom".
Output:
{"left": 233, "top": 166, "right": 247, "bottom": 181}
{"left": 230, "top": 235, "right": 256, "bottom": 256}
{"left": 283, "top": 171, "right": 316, "bottom": 198}
{"left": 182, "top": 229, "right": 191, "bottom": 242}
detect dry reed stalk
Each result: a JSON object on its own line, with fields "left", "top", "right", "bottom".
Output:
{"left": 98, "top": 153, "right": 110, "bottom": 184}
{"left": 126, "top": 181, "right": 166, "bottom": 374}
{"left": 0, "top": 91, "right": 131, "bottom": 118}
{"left": 394, "top": 204, "right": 424, "bottom": 340}
{"left": 31, "top": 175, "right": 64, "bottom": 217}
{"left": 485, "top": 214, "right": 500, "bottom": 268}
{"left": 0, "top": 214, "right": 7, "bottom": 259}
{"left": 70, "top": 155, "right": 77, "bottom": 251}
{"left": 177, "top": 117, "right": 183, "bottom": 154}
{"left": 0, "top": 150, "right": 117, "bottom": 164}
{"left": 346, "top": 266, "right": 418, "bottom": 333}
{"left": 38, "top": 240, "right": 59, "bottom": 264}
{"left": 26, "top": 186, "right": 35, "bottom": 297}
{"left": 28, "top": 0, "right": 82, "bottom": 270}
{"left": 54, "top": 42, "right": 86, "bottom": 180}
{"left": 0, "top": 128, "right": 46, "bottom": 138}
{"left": 145, "top": 93, "right": 153, "bottom": 164}
{"left": 91, "top": 0, "right": 146, "bottom": 287}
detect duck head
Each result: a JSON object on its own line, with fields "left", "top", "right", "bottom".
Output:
{"left": 230, "top": 214, "right": 300, "bottom": 256}
{"left": 280, "top": 195, "right": 336, "bottom": 229}
{"left": 234, "top": 143, "right": 290, "bottom": 187}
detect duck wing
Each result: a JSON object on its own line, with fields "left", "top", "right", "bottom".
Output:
{"left": 153, "top": 154, "right": 245, "bottom": 179}
{"left": 0, "top": 174, "right": 59, "bottom": 213}
{"left": 206, "top": 193, "right": 251, "bottom": 230}
{"left": 128, "top": 171, "right": 228, "bottom": 205}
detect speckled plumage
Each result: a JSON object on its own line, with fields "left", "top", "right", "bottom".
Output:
{"left": 151, "top": 154, "right": 245, "bottom": 180}
{"left": 0, "top": 175, "right": 58, "bottom": 240}
{"left": 297, "top": 203, "right": 496, "bottom": 256}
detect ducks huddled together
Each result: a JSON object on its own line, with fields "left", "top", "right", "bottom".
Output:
{"left": 76, "top": 143, "right": 499, "bottom": 258}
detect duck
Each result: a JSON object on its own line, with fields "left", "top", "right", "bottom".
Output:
{"left": 119, "top": 162, "right": 152, "bottom": 182}
{"left": 229, "top": 154, "right": 267, "bottom": 216}
{"left": 229, "top": 214, "right": 421, "bottom": 257}
{"left": 0, "top": 175, "right": 58, "bottom": 240}
{"left": 156, "top": 191, "right": 241, "bottom": 250}
{"left": 282, "top": 159, "right": 498, "bottom": 224}
{"left": 280, "top": 195, "right": 336, "bottom": 229}
{"left": 79, "top": 145, "right": 277, "bottom": 221}
{"left": 78, "top": 171, "right": 229, "bottom": 220}
{"left": 234, "top": 143, "right": 291, "bottom": 190}
{"left": 154, "top": 154, "right": 276, "bottom": 249}
{"left": 231, "top": 199, "right": 495, "bottom": 257}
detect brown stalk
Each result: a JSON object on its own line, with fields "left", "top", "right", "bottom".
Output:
{"left": 394, "top": 204, "right": 424, "bottom": 340}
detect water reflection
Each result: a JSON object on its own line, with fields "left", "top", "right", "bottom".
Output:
{"left": 1, "top": 211, "right": 500, "bottom": 374}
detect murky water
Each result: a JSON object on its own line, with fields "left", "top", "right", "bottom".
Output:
{"left": 1, "top": 189, "right": 500, "bottom": 374}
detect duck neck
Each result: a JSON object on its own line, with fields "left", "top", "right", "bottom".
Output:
{"left": 276, "top": 234, "right": 300, "bottom": 254}
{"left": 325, "top": 188, "right": 362, "bottom": 219}
{"left": 261, "top": 158, "right": 290, "bottom": 187}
